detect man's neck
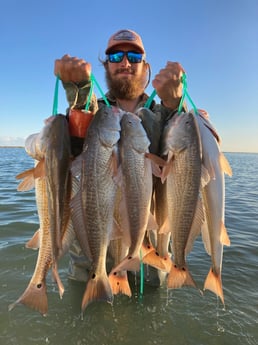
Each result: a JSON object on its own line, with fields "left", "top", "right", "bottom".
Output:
{"left": 116, "top": 97, "right": 141, "bottom": 113}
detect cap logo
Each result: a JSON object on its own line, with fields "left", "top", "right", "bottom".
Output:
{"left": 113, "top": 30, "right": 136, "bottom": 42}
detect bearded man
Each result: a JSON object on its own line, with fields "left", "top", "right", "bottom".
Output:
{"left": 53, "top": 29, "right": 185, "bottom": 285}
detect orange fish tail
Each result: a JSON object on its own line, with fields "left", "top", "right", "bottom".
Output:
{"left": 8, "top": 281, "right": 48, "bottom": 316}
{"left": 167, "top": 263, "right": 197, "bottom": 289}
{"left": 204, "top": 268, "right": 224, "bottom": 305}
{"left": 81, "top": 273, "right": 113, "bottom": 312}
{"left": 161, "top": 254, "right": 173, "bottom": 273}
{"left": 111, "top": 255, "right": 141, "bottom": 274}
{"left": 109, "top": 271, "right": 132, "bottom": 297}
{"left": 142, "top": 249, "right": 168, "bottom": 271}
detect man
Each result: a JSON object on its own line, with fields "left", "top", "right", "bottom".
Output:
{"left": 55, "top": 29, "right": 185, "bottom": 155}
{"left": 52, "top": 29, "right": 186, "bottom": 285}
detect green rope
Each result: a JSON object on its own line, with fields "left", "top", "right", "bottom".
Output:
{"left": 52, "top": 75, "right": 60, "bottom": 115}
{"left": 178, "top": 73, "right": 198, "bottom": 114}
{"left": 90, "top": 74, "right": 111, "bottom": 108}
{"left": 139, "top": 250, "right": 144, "bottom": 298}
{"left": 84, "top": 76, "right": 95, "bottom": 111}
{"left": 144, "top": 89, "right": 157, "bottom": 109}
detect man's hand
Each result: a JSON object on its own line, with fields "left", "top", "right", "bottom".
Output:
{"left": 152, "top": 61, "right": 185, "bottom": 110}
{"left": 54, "top": 54, "right": 91, "bottom": 83}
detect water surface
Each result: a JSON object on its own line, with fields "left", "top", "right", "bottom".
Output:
{"left": 0, "top": 148, "right": 257, "bottom": 345}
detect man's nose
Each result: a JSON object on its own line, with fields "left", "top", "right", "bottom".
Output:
{"left": 121, "top": 55, "right": 131, "bottom": 66}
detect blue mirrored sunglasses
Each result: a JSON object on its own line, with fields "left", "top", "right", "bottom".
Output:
{"left": 107, "top": 51, "right": 144, "bottom": 63}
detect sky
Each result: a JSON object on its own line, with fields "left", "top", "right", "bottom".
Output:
{"left": 0, "top": 0, "right": 257, "bottom": 152}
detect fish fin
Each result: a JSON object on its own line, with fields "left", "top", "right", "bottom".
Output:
{"left": 16, "top": 167, "right": 36, "bottom": 191}
{"left": 142, "top": 248, "right": 167, "bottom": 271}
{"left": 167, "top": 262, "right": 197, "bottom": 289}
{"left": 52, "top": 264, "right": 65, "bottom": 299}
{"left": 17, "top": 177, "right": 35, "bottom": 191}
{"left": 220, "top": 221, "right": 230, "bottom": 246}
{"left": 204, "top": 268, "right": 224, "bottom": 305}
{"left": 8, "top": 281, "right": 48, "bottom": 316}
{"left": 204, "top": 157, "right": 216, "bottom": 180}
{"left": 16, "top": 159, "right": 45, "bottom": 191}
{"left": 111, "top": 255, "right": 141, "bottom": 273}
{"left": 160, "top": 254, "right": 172, "bottom": 273}
{"left": 33, "top": 160, "right": 45, "bottom": 178}
{"left": 60, "top": 219, "right": 76, "bottom": 257}
{"left": 151, "top": 161, "right": 162, "bottom": 178}
{"left": 140, "top": 241, "right": 156, "bottom": 257}
{"left": 201, "top": 219, "right": 211, "bottom": 255}
{"left": 26, "top": 229, "right": 40, "bottom": 249}
{"left": 146, "top": 212, "right": 158, "bottom": 231}
{"left": 201, "top": 164, "right": 210, "bottom": 188}
{"left": 185, "top": 197, "right": 204, "bottom": 255}
{"left": 109, "top": 271, "right": 132, "bottom": 297}
{"left": 158, "top": 218, "right": 170, "bottom": 234}
{"left": 145, "top": 152, "right": 167, "bottom": 166}
{"left": 81, "top": 273, "right": 113, "bottom": 312}
{"left": 16, "top": 167, "right": 35, "bottom": 180}
{"left": 160, "top": 152, "right": 174, "bottom": 183}
{"left": 145, "top": 152, "right": 167, "bottom": 178}
{"left": 219, "top": 152, "right": 232, "bottom": 177}
{"left": 110, "top": 218, "right": 123, "bottom": 241}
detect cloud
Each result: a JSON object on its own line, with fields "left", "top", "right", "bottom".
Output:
{"left": 0, "top": 136, "right": 25, "bottom": 147}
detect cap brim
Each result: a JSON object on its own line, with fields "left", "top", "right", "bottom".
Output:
{"left": 105, "top": 42, "right": 145, "bottom": 54}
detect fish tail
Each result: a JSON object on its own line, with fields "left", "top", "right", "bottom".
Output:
{"left": 204, "top": 268, "right": 224, "bottom": 305}
{"left": 111, "top": 255, "right": 141, "bottom": 274}
{"left": 109, "top": 271, "right": 132, "bottom": 297}
{"left": 167, "top": 262, "right": 197, "bottom": 289}
{"left": 8, "top": 281, "right": 48, "bottom": 316}
{"left": 142, "top": 249, "right": 168, "bottom": 271}
{"left": 81, "top": 273, "right": 113, "bottom": 312}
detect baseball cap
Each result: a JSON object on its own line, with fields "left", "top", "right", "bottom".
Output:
{"left": 105, "top": 29, "right": 145, "bottom": 54}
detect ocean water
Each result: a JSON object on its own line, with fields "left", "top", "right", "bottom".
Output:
{"left": 0, "top": 148, "right": 257, "bottom": 345}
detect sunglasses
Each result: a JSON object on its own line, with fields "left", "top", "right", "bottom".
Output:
{"left": 107, "top": 51, "right": 144, "bottom": 63}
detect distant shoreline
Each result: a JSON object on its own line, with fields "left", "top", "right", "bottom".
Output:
{"left": 0, "top": 146, "right": 24, "bottom": 148}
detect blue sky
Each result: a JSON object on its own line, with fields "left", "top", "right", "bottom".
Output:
{"left": 1, "top": 0, "right": 257, "bottom": 152}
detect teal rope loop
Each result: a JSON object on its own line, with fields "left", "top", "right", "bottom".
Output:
{"left": 52, "top": 73, "right": 110, "bottom": 115}
{"left": 139, "top": 250, "right": 144, "bottom": 298}
{"left": 52, "top": 75, "right": 60, "bottom": 115}
{"left": 84, "top": 76, "right": 95, "bottom": 111}
{"left": 144, "top": 89, "right": 157, "bottom": 109}
{"left": 90, "top": 74, "right": 111, "bottom": 108}
{"left": 178, "top": 73, "right": 198, "bottom": 114}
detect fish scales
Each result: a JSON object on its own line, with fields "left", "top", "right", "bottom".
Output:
{"left": 9, "top": 115, "right": 75, "bottom": 316}
{"left": 168, "top": 146, "right": 201, "bottom": 265}
{"left": 9, "top": 166, "right": 53, "bottom": 316}
{"left": 71, "top": 106, "right": 122, "bottom": 312}
{"left": 195, "top": 110, "right": 232, "bottom": 304}
{"left": 162, "top": 112, "right": 202, "bottom": 289}
{"left": 110, "top": 112, "right": 153, "bottom": 275}
{"left": 44, "top": 115, "right": 71, "bottom": 259}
